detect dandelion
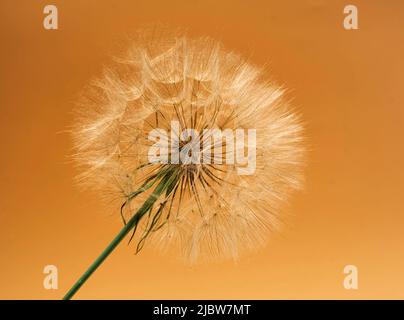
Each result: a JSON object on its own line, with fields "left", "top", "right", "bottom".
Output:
{"left": 65, "top": 28, "right": 305, "bottom": 299}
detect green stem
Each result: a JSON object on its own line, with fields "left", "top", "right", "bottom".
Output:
{"left": 63, "top": 171, "right": 175, "bottom": 300}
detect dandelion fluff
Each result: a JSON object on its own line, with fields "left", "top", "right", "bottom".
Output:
{"left": 72, "top": 29, "right": 305, "bottom": 263}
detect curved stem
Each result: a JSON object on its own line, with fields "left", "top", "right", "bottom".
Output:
{"left": 63, "top": 171, "right": 175, "bottom": 300}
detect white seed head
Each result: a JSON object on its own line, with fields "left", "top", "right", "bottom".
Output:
{"left": 72, "top": 28, "right": 305, "bottom": 263}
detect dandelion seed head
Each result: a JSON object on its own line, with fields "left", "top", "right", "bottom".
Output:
{"left": 72, "top": 28, "right": 305, "bottom": 263}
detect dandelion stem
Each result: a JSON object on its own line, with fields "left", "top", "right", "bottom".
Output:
{"left": 63, "top": 169, "right": 178, "bottom": 300}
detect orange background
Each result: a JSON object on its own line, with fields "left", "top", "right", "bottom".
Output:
{"left": 1, "top": 0, "right": 403, "bottom": 299}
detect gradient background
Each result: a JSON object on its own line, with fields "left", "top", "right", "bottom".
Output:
{"left": 1, "top": 0, "right": 403, "bottom": 299}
